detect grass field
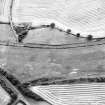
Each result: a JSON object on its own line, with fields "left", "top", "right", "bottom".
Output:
{"left": 0, "top": 25, "right": 105, "bottom": 84}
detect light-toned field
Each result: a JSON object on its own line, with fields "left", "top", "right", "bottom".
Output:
{"left": 0, "top": 0, "right": 105, "bottom": 105}
{"left": 12, "top": 0, "right": 105, "bottom": 38}
{"left": 0, "top": 0, "right": 11, "bottom": 22}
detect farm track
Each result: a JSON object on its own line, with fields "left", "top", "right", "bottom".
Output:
{"left": 0, "top": 38, "right": 105, "bottom": 49}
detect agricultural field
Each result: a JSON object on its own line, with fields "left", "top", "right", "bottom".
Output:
{"left": 0, "top": 24, "right": 105, "bottom": 84}
{"left": 12, "top": 0, "right": 105, "bottom": 38}
{"left": 0, "top": 0, "right": 105, "bottom": 105}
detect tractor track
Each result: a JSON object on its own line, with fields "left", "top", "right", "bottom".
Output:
{"left": 0, "top": 38, "right": 105, "bottom": 49}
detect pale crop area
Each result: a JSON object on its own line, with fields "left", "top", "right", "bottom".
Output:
{"left": 12, "top": 0, "right": 105, "bottom": 38}
{"left": 0, "top": 0, "right": 105, "bottom": 39}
